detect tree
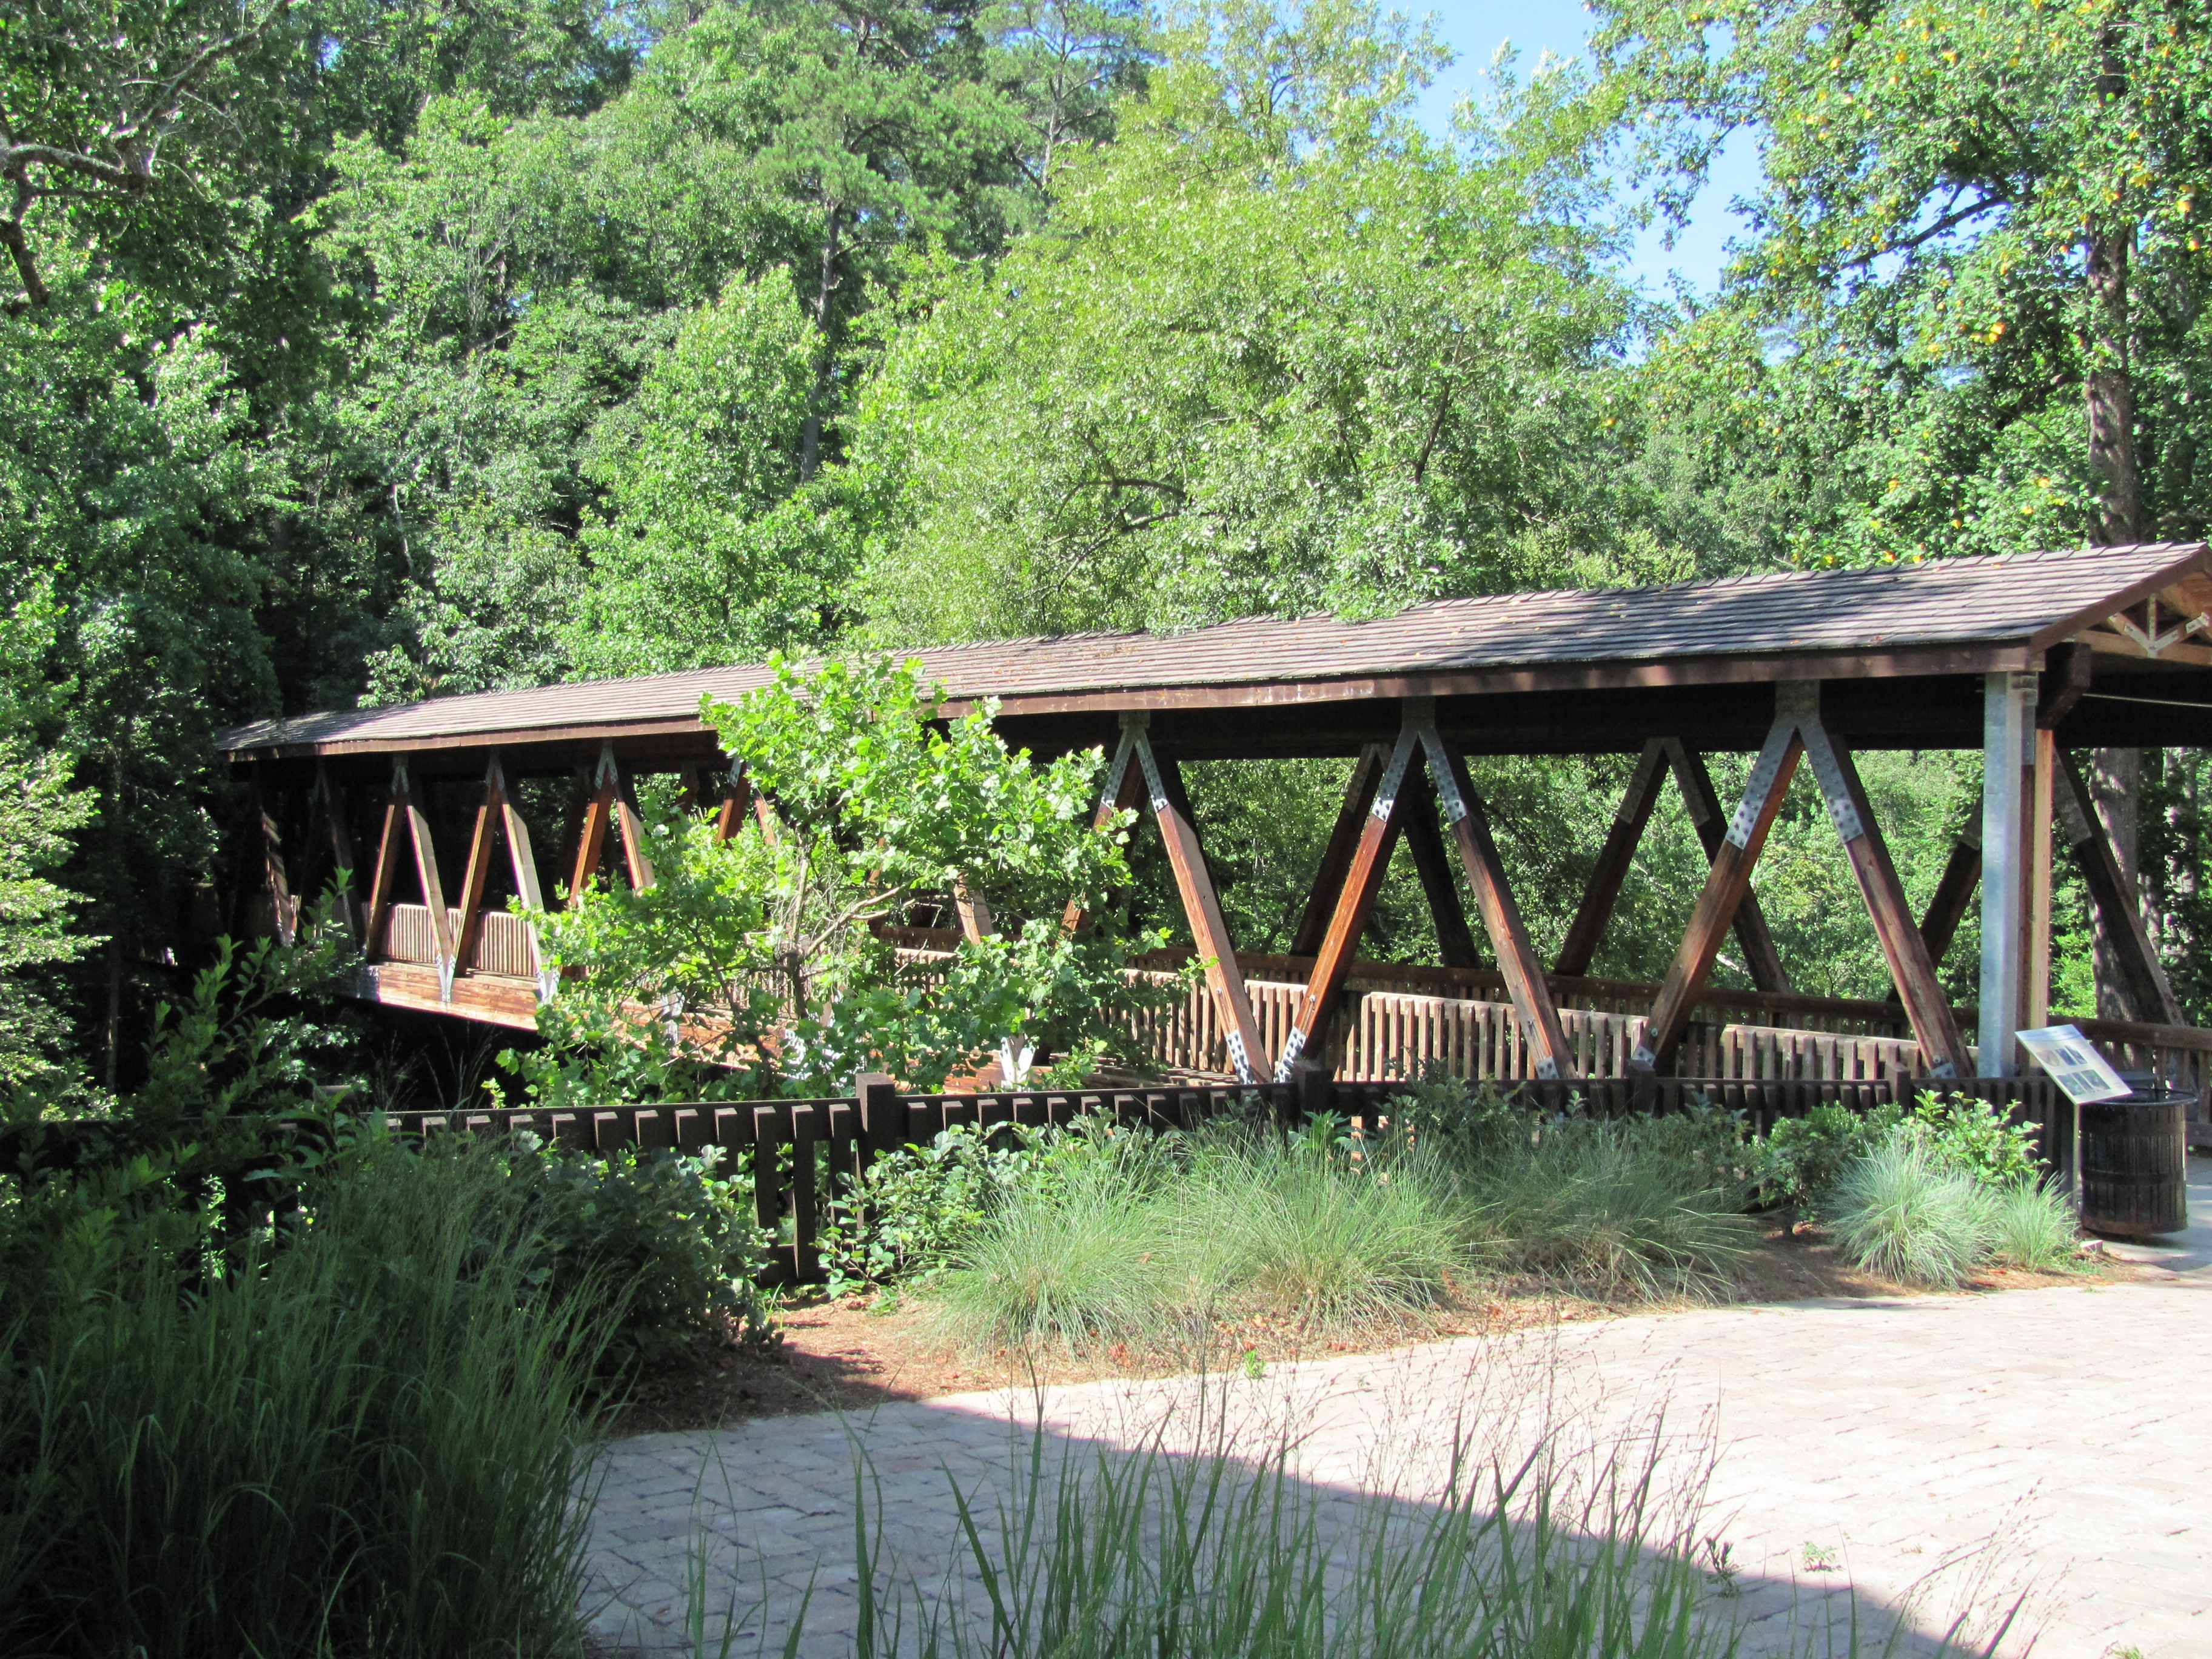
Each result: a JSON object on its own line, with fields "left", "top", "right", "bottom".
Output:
{"left": 523, "top": 658, "right": 1176, "bottom": 1100}
{"left": 851, "top": 0, "right": 1654, "bottom": 642}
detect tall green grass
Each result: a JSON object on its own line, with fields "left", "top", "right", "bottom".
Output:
{"left": 1825, "top": 1139, "right": 1990, "bottom": 1288}
{"left": 0, "top": 1146, "right": 614, "bottom": 1659}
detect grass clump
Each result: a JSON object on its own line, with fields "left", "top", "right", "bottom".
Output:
{"left": 1979, "top": 1180, "right": 2080, "bottom": 1272}
{"left": 1825, "top": 1138, "right": 1991, "bottom": 1289}
{"left": 0, "top": 1144, "right": 614, "bottom": 1659}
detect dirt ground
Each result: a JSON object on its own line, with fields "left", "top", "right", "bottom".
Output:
{"left": 605, "top": 1229, "right": 2139, "bottom": 1436}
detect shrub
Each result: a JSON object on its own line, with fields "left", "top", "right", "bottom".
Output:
{"left": 1757, "top": 1102, "right": 1901, "bottom": 1222}
{"left": 1900, "top": 1092, "right": 2045, "bottom": 1187}
{"left": 1982, "top": 1179, "right": 2079, "bottom": 1270}
{"left": 482, "top": 1133, "right": 776, "bottom": 1365}
{"left": 0, "top": 1144, "right": 610, "bottom": 1659}
{"left": 1824, "top": 1138, "right": 1991, "bottom": 1288}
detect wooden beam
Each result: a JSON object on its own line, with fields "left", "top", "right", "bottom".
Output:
{"left": 2057, "top": 750, "right": 2184, "bottom": 1025}
{"left": 2026, "top": 728, "right": 2054, "bottom": 1033}
{"left": 400, "top": 763, "right": 457, "bottom": 999}
{"left": 307, "top": 763, "right": 363, "bottom": 940}
{"left": 1555, "top": 739, "right": 1667, "bottom": 976}
{"left": 1663, "top": 740, "right": 1792, "bottom": 993}
{"left": 364, "top": 760, "right": 412, "bottom": 959}
{"left": 1289, "top": 744, "right": 1389, "bottom": 957}
{"left": 1399, "top": 765, "right": 1481, "bottom": 970}
{"left": 611, "top": 746, "right": 656, "bottom": 890}
{"left": 568, "top": 758, "right": 616, "bottom": 908}
{"left": 713, "top": 763, "right": 751, "bottom": 845}
{"left": 952, "top": 876, "right": 994, "bottom": 943}
{"left": 1797, "top": 698, "right": 1969, "bottom": 1076}
{"left": 253, "top": 775, "right": 298, "bottom": 947}
{"left": 453, "top": 753, "right": 511, "bottom": 974}
{"left": 1061, "top": 728, "right": 1148, "bottom": 934}
{"left": 1635, "top": 707, "right": 1804, "bottom": 1074}
{"left": 2039, "top": 640, "right": 2093, "bottom": 728}
{"left": 1275, "top": 729, "right": 1419, "bottom": 1078}
{"left": 1134, "top": 726, "right": 1269, "bottom": 1082}
{"left": 1916, "top": 827, "right": 1982, "bottom": 970}
{"left": 1979, "top": 671, "right": 2034, "bottom": 1075}
{"left": 1413, "top": 717, "right": 1578, "bottom": 1081}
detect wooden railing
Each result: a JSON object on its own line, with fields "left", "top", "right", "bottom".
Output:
{"left": 381, "top": 903, "right": 540, "bottom": 979}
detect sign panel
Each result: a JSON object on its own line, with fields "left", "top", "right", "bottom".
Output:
{"left": 2014, "top": 1025, "right": 2133, "bottom": 1105}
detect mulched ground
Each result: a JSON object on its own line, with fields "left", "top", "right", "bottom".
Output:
{"left": 604, "top": 1228, "right": 2138, "bottom": 1436}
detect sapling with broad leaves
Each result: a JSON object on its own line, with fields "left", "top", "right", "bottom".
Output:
{"left": 518, "top": 656, "right": 1184, "bottom": 1102}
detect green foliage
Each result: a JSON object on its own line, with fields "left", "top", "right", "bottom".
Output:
{"left": 527, "top": 656, "right": 1180, "bottom": 1098}
{"left": 0, "top": 738, "right": 100, "bottom": 1096}
{"left": 1757, "top": 1103, "right": 1902, "bottom": 1220}
{"left": 451, "top": 1133, "right": 777, "bottom": 1366}
{"left": 1982, "top": 1181, "right": 2080, "bottom": 1273}
{"left": 1899, "top": 1091, "right": 2045, "bottom": 1188}
{"left": 0, "top": 1143, "right": 611, "bottom": 1659}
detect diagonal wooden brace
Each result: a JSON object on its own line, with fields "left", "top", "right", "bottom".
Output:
{"left": 1289, "top": 743, "right": 1391, "bottom": 958}
{"left": 1555, "top": 739, "right": 1669, "bottom": 977}
{"left": 1274, "top": 729, "right": 1419, "bottom": 1079}
{"left": 1663, "top": 740, "right": 1792, "bottom": 994}
{"left": 1413, "top": 715, "right": 1578, "bottom": 1082}
{"left": 2057, "top": 751, "right": 2184, "bottom": 1025}
{"left": 1634, "top": 706, "right": 1803, "bottom": 1075}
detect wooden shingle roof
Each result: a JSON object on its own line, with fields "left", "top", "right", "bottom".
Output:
{"left": 217, "top": 542, "right": 2211, "bottom": 759}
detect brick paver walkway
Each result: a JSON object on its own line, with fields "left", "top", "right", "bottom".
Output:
{"left": 587, "top": 1163, "right": 2212, "bottom": 1658}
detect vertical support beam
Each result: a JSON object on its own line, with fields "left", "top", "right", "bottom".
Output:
{"left": 1289, "top": 744, "right": 1390, "bottom": 958}
{"left": 1398, "top": 766, "right": 1481, "bottom": 970}
{"left": 1061, "top": 727, "right": 1147, "bottom": 934}
{"left": 1555, "top": 739, "right": 1668, "bottom": 977}
{"left": 1275, "top": 729, "right": 1419, "bottom": 1079}
{"left": 1134, "top": 725, "right": 1267, "bottom": 1082}
{"left": 1795, "top": 692, "right": 1969, "bottom": 1077}
{"left": 1980, "top": 671, "right": 2036, "bottom": 1075}
{"left": 1413, "top": 714, "right": 1578, "bottom": 1081}
{"left": 1663, "top": 740, "right": 1792, "bottom": 993}
{"left": 1635, "top": 703, "right": 1805, "bottom": 1074}
{"left": 2056, "top": 750, "right": 2184, "bottom": 1025}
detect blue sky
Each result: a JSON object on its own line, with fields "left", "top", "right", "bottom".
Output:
{"left": 1408, "top": 0, "right": 1761, "bottom": 297}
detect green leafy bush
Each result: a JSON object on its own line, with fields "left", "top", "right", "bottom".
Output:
{"left": 435, "top": 1132, "right": 775, "bottom": 1366}
{"left": 1824, "top": 1138, "right": 1992, "bottom": 1288}
{"left": 1756, "top": 1102, "right": 1902, "bottom": 1223}
{"left": 1900, "top": 1091, "right": 2044, "bottom": 1187}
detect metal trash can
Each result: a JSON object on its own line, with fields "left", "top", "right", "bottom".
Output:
{"left": 2080, "top": 1078, "right": 2193, "bottom": 1238}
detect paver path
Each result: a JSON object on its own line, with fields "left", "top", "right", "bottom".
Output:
{"left": 588, "top": 1168, "right": 2212, "bottom": 1659}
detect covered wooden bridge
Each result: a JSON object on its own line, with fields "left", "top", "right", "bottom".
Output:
{"left": 215, "top": 543, "right": 2212, "bottom": 1130}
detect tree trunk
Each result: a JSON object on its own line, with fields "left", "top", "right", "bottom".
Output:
{"left": 2086, "top": 207, "right": 2150, "bottom": 1016}
{"left": 798, "top": 202, "right": 843, "bottom": 483}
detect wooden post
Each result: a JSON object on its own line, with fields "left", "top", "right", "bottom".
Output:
{"left": 1412, "top": 712, "right": 1578, "bottom": 1081}
{"left": 2057, "top": 750, "right": 2184, "bottom": 1025}
{"left": 952, "top": 876, "right": 994, "bottom": 943}
{"left": 609, "top": 745, "right": 656, "bottom": 890}
{"left": 1795, "top": 691, "right": 1969, "bottom": 1076}
{"left": 713, "top": 762, "right": 751, "bottom": 845}
{"left": 1133, "top": 723, "right": 1269, "bottom": 1083}
{"left": 1634, "top": 702, "right": 1805, "bottom": 1076}
{"left": 1289, "top": 744, "right": 1389, "bottom": 958}
{"left": 1555, "top": 739, "right": 1667, "bottom": 977}
{"left": 364, "top": 759, "right": 413, "bottom": 960}
{"left": 1663, "top": 740, "right": 1792, "bottom": 993}
{"left": 1399, "top": 766, "right": 1481, "bottom": 969}
{"left": 1980, "top": 671, "right": 2036, "bottom": 1075}
{"left": 1275, "top": 729, "right": 1419, "bottom": 1079}
{"left": 2026, "top": 729, "right": 2056, "bottom": 1033}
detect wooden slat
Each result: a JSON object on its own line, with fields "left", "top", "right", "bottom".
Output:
{"left": 1555, "top": 739, "right": 1667, "bottom": 976}
{"left": 1398, "top": 765, "right": 1481, "bottom": 970}
{"left": 1275, "top": 730, "right": 1418, "bottom": 1078}
{"left": 1799, "top": 710, "right": 1970, "bottom": 1076}
{"left": 2057, "top": 750, "right": 2184, "bottom": 1024}
{"left": 1289, "top": 743, "right": 1389, "bottom": 957}
{"left": 1663, "top": 740, "right": 1792, "bottom": 993}
{"left": 1414, "top": 720, "right": 1578, "bottom": 1081}
{"left": 1136, "top": 729, "right": 1269, "bottom": 1082}
{"left": 1637, "top": 710, "right": 1805, "bottom": 1073}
